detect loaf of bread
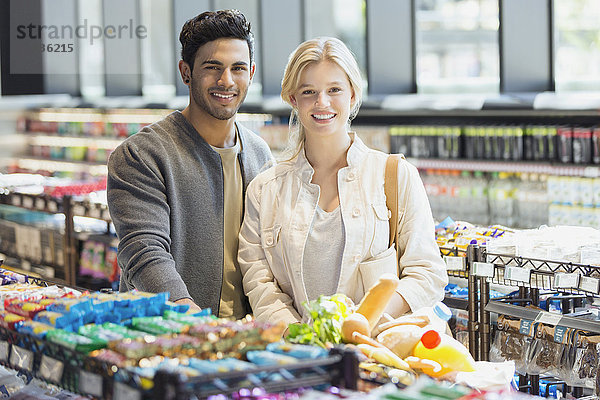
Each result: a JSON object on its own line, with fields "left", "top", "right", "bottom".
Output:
{"left": 376, "top": 324, "right": 426, "bottom": 358}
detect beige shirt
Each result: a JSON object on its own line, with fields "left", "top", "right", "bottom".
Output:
{"left": 212, "top": 136, "right": 246, "bottom": 319}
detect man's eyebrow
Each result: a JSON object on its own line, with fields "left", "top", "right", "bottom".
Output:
{"left": 201, "top": 60, "right": 249, "bottom": 67}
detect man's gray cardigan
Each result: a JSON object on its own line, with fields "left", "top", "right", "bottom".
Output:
{"left": 107, "top": 111, "right": 273, "bottom": 314}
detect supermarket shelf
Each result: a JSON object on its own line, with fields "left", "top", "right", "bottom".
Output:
{"left": 485, "top": 300, "right": 600, "bottom": 334}
{"left": 408, "top": 158, "right": 600, "bottom": 177}
{"left": 28, "top": 134, "right": 123, "bottom": 149}
{"left": 483, "top": 250, "right": 600, "bottom": 295}
{"left": 153, "top": 348, "right": 358, "bottom": 399}
{"left": 12, "top": 157, "right": 108, "bottom": 176}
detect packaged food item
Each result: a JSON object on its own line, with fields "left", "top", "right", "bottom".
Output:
{"left": 0, "top": 311, "right": 26, "bottom": 330}
{"left": 245, "top": 350, "right": 298, "bottom": 366}
{"left": 78, "top": 323, "right": 141, "bottom": 345}
{"left": 45, "top": 329, "right": 106, "bottom": 353}
{"left": 110, "top": 337, "right": 159, "bottom": 360}
{"left": 265, "top": 342, "right": 328, "bottom": 359}
{"left": 4, "top": 298, "right": 47, "bottom": 318}
{"left": 163, "top": 310, "right": 215, "bottom": 326}
{"left": 34, "top": 311, "right": 78, "bottom": 331}
{"left": 16, "top": 320, "right": 54, "bottom": 339}
{"left": 130, "top": 316, "right": 188, "bottom": 335}
{"left": 89, "top": 348, "right": 132, "bottom": 368}
{"left": 187, "top": 357, "right": 255, "bottom": 374}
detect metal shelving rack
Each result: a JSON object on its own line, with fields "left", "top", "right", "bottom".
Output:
{"left": 0, "top": 191, "right": 112, "bottom": 287}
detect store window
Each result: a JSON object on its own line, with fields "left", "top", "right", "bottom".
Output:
{"left": 554, "top": 0, "right": 600, "bottom": 92}
{"left": 415, "top": 0, "right": 499, "bottom": 94}
{"left": 140, "top": 0, "right": 175, "bottom": 99}
{"left": 77, "top": 0, "right": 105, "bottom": 99}
{"left": 304, "top": 0, "right": 367, "bottom": 84}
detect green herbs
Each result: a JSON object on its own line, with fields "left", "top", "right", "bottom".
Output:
{"left": 285, "top": 294, "right": 353, "bottom": 348}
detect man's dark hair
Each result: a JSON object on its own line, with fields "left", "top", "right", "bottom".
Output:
{"left": 179, "top": 9, "right": 254, "bottom": 71}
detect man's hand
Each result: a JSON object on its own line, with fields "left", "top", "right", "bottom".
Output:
{"left": 175, "top": 297, "right": 202, "bottom": 313}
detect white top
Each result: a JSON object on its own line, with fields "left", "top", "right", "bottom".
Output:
{"left": 302, "top": 205, "right": 345, "bottom": 301}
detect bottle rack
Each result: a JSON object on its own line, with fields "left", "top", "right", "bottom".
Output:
{"left": 0, "top": 191, "right": 113, "bottom": 288}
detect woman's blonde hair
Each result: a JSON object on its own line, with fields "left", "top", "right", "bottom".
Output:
{"left": 280, "top": 37, "right": 363, "bottom": 161}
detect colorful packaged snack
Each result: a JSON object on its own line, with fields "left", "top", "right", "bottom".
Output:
{"left": 45, "top": 329, "right": 106, "bottom": 353}
{"left": 33, "top": 311, "right": 75, "bottom": 330}
{"left": 4, "top": 299, "right": 47, "bottom": 318}
{"left": 245, "top": 350, "right": 298, "bottom": 366}
{"left": 0, "top": 311, "right": 26, "bottom": 330}
{"left": 110, "top": 337, "right": 159, "bottom": 360}
{"left": 89, "top": 348, "right": 132, "bottom": 368}
{"left": 162, "top": 310, "right": 215, "bottom": 326}
{"left": 265, "top": 342, "right": 328, "bottom": 359}
{"left": 16, "top": 320, "right": 55, "bottom": 339}
{"left": 130, "top": 316, "right": 188, "bottom": 335}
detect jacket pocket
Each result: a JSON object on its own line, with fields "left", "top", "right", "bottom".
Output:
{"left": 358, "top": 244, "right": 398, "bottom": 294}
{"left": 372, "top": 202, "right": 391, "bottom": 221}
{"left": 260, "top": 224, "right": 281, "bottom": 248}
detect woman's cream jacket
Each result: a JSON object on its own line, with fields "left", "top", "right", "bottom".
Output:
{"left": 238, "top": 134, "right": 448, "bottom": 326}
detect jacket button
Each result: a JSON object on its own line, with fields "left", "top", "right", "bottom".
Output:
{"left": 353, "top": 255, "right": 361, "bottom": 262}
{"left": 352, "top": 208, "right": 361, "bottom": 217}
{"left": 265, "top": 236, "right": 274, "bottom": 246}
{"left": 347, "top": 172, "right": 356, "bottom": 181}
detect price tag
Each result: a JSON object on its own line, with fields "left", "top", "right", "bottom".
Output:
{"left": 113, "top": 382, "right": 141, "bottom": 400}
{"left": 10, "top": 345, "right": 33, "bottom": 372}
{"left": 504, "top": 266, "right": 531, "bottom": 284}
{"left": 444, "top": 256, "right": 465, "bottom": 271}
{"left": 22, "top": 196, "right": 34, "bottom": 209}
{"left": 554, "top": 326, "right": 568, "bottom": 344}
{"left": 35, "top": 198, "right": 45, "bottom": 210}
{"left": 535, "top": 311, "right": 563, "bottom": 326}
{"left": 73, "top": 204, "right": 86, "bottom": 216}
{"left": 47, "top": 200, "right": 58, "bottom": 213}
{"left": 579, "top": 276, "right": 600, "bottom": 294}
{"left": 519, "top": 319, "right": 534, "bottom": 336}
{"left": 79, "top": 370, "right": 103, "bottom": 398}
{"left": 0, "top": 341, "right": 9, "bottom": 361}
{"left": 39, "top": 355, "right": 64, "bottom": 383}
{"left": 11, "top": 196, "right": 21, "bottom": 207}
{"left": 471, "top": 262, "right": 495, "bottom": 277}
{"left": 554, "top": 272, "right": 580, "bottom": 289}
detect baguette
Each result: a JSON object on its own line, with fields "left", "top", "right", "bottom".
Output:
{"left": 356, "top": 273, "right": 400, "bottom": 332}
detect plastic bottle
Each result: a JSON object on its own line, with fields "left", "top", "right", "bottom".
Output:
{"left": 412, "top": 329, "right": 477, "bottom": 377}
{"left": 410, "top": 301, "right": 453, "bottom": 334}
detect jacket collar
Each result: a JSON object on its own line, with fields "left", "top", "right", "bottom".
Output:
{"left": 293, "top": 132, "right": 369, "bottom": 183}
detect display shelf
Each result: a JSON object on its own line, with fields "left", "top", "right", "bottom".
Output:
{"left": 482, "top": 249, "right": 600, "bottom": 295}
{"left": 10, "top": 157, "right": 108, "bottom": 176}
{"left": 153, "top": 348, "right": 358, "bottom": 400}
{"left": 409, "top": 158, "right": 600, "bottom": 177}
{"left": 485, "top": 301, "right": 600, "bottom": 334}
{"left": 0, "top": 321, "right": 358, "bottom": 400}
{"left": 27, "top": 134, "right": 124, "bottom": 149}
{"left": 0, "top": 192, "right": 113, "bottom": 287}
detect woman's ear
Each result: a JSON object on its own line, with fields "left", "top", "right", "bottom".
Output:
{"left": 289, "top": 95, "right": 297, "bottom": 107}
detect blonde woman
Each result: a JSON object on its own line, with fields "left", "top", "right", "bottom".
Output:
{"left": 238, "top": 37, "right": 447, "bottom": 329}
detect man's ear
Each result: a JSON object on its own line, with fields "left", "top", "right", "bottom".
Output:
{"left": 249, "top": 63, "right": 256, "bottom": 82}
{"left": 178, "top": 60, "right": 191, "bottom": 84}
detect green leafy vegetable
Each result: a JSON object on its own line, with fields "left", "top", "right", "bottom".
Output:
{"left": 285, "top": 293, "right": 354, "bottom": 348}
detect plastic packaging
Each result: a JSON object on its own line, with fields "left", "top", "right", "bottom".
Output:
{"left": 412, "top": 329, "right": 476, "bottom": 377}
{"left": 410, "top": 301, "right": 453, "bottom": 334}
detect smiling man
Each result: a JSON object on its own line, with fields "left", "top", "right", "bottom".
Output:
{"left": 107, "top": 10, "right": 273, "bottom": 319}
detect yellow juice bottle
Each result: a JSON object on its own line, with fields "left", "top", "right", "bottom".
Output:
{"left": 412, "top": 329, "right": 477, "bottom": 377}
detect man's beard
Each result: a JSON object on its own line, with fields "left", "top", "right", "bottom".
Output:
{"left": 191, "top": 83, "right": 247, "bottom": 120}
